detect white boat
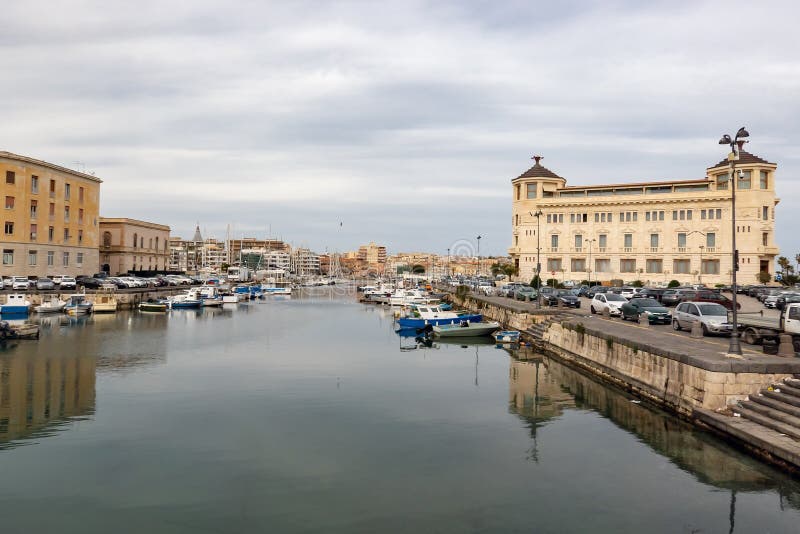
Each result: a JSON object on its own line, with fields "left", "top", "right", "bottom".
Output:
{"left": 1, "top": 294, "right": 32, "bottom": 315}
{"left": 64, "top": 293, "right": 93, "bottom": 316}
{"left": 91, "top": 284, "right": 118, "bottom": 313}
{"left": 35, "top": 296, "right": 66, "bottom": 314}
{"left": 432, "top": 321, "right": 501, "bottom": 338}
{"left": 199, "top": 286, "right": 224, "bottom": 307}
{"left": 389, "top": 289, "right": 430, "bottom": 306}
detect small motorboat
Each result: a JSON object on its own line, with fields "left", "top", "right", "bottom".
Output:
{"left": 432, "top": 320, "right": 501, "bottom": 338}
{"left": 35, "top": 296, "right": 66, "bottom": 314}
{"left": 139, "top": 299, "right": 168, "bottom": 312}
{"left": 91, "top": 284, "right": 118, "bottom": 313}
{"left": 397, "top": 305, "right": 482, "bottom": 329}
{"left": 64, "top": 294, "right": 93, "bottom": 316}
{"left": 0, "top": 294, "right": 32, "bottom": 316}
{"left": 169, "top": 292, "right": 202, "bottom": 309}
{"left": 199, "top": 286, "right": 224, "bottom": 307}
{"left": 493, "top": 330, "right": 521, "bottom": 343}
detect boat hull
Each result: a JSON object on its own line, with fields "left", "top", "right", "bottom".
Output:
{"left": 397, "top": 314, "right": 482, "bottom": 329}
{"left": 0, "top": 306, "right": 31, "bottom": 315}
{"left": 432, "top": 321, "right": 501, "bottom": 338}
{"left": 493, "top": 331, "right": 521, "bottom": 343}
{"left": 139, "top": 303, "right": 168, "bottom": 312}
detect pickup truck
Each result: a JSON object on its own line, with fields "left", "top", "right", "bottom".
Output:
{"left": 738, "top": 303, "right": 800, "bottom": 352}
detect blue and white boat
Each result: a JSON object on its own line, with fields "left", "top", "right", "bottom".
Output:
{"left": 234, "top": 285, "right": 254, "bottom": 300}
{"left": 493, "top": 330, "right": 521, "bottom": 343}
{"left": 169, "top": 291, "right": 202, "bottom": 309}
{"left": 64, "top": 294, "right": 93, "bottom": 316}
{"left": 397, "top": 305, "right": 482, "bottom": 329}
{"left": 198, "top": 286, "right": 223, "bottom": 307}
{"left": 261, "top": 284, "right": 292, "bottom": 295}
{"left": 0, "top": 294, "right": 31, "bottom": 316}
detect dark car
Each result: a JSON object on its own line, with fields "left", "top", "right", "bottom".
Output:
{"left": 79, "top": 277, "right": 104, "bottom": 289}
{"left": 544, "top": 289, "right": 581, "bottom": 308}
{"left": 620, "top": 298, "right": 671, "bottom": 324}
{"left": 638, "top": 287, "right": 667, "bottom": 303}
{"left": 585, "top": 286, "right": 608, "bottom": 298}
{"left": 679, "top": 289, "right": 740, "bottom": 310}
{"left": 35, "top": 277, "right": 55, "bottom": 290}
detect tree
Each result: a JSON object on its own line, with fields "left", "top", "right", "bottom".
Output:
{"left": 778, "top": 256, "right": 791, "bottom": 276}
{"left": 631, "top": 280, "right": 644, "bottom": 288}
{"left": 411, "top": 264, "right": 426, "bottom": 274}
{"left": 530, "top": 274, "right": 542, "bottom": 289}
{"left": 491, "top": 262, "right": 518, "bottom": 278}
{"left": 668, "top": 280, "right": 681, "bottom": 288}
{"left": 757, "top": 271, "right": 772, "bottom": 284}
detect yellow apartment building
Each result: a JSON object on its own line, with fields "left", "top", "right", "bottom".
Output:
{"left": 509, "top": 150, "right": 779, "bottom": 286}
{"left": 1, "top": 151, "right": 101, "bottom": 278}
{"left": 99, "top": 217, "right": 171, "bottom": 274}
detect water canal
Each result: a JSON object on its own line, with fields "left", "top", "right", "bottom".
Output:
{"left": 1, "top": 288, "right": 799, "bottom": 533}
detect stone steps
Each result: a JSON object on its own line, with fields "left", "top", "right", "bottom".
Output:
{"left": 762, "top": 389, "right": 800, "bottom": 409}
{"left": 526, "top": 313, "right": 572, "bottom": 340}
{"left": 786, "top": 378, "right": 800, "bottom": 389}
{"left": 775, "top": 382, "right": 800, "bottom": 399}
{"left": 732, "top": 378, "right": 800, "bottom": 443}
{"left": 733, "top": 405, "right": 800, "bottom": 441}
{"left": 749, "top": 394, "right": 800, "bottom": 419}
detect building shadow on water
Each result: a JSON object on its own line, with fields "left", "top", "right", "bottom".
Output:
{"left": 508, "top": 355, "right": 800, "bottom": 521}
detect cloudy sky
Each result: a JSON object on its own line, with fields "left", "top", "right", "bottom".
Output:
{"left": 2, "top": 0, "right": 799, "bottom": 256}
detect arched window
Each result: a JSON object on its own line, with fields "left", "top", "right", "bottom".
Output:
{"left": 133, "top": 233, "right": 138, "bottom": 248}
{"left": 103, "top": 231, "right": 112, "bottom": 247}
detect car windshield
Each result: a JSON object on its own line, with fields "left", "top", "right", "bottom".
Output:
{"left": 698, "top": 304, "right": 727, "bottom": 316}
{"left": 556, "top": 290, "right": 572, "bottom": 296}
{"left": 633, "top": 298, "right": 660, "bottom": 307}
{"left": 606, "top": 294, "right": 627, "bottom": 302}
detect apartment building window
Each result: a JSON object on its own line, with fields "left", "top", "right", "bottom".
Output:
{"left": 64, "top": 206, "right": 70, "bottom": 222}
{"left": 47, "top": 251, "right": 54, "bottom": 266}
{"left": 49, "top": 202, "right": 55, "bottom": 219}
{"left": 63, "top": 229, "right": 69, "bottom": 243}
{"left": 762, "top": 206, "right": 769, "bottom": 221}
{"left": 550, "top": 235, "right": 559, "bottom": 249}
{"left": 30, "top": 224, "right": 37, "bottom": 240}
{"left": 574, "top": 234, "right": 583, "bottom": 249}
{"left": 5, "top": 196, "right": 14, "bottom": 209}
{"left": 546, "top": 214, "right": 564, "bottom": 223}
{"left": 77, "top": 252, "right": 84, "bottom": 266}
{"left": 78, "top": 229, "right": 83, "bottom": 244}
{"left": 592, "top": 212, "right": 612, "bottom": 223}
{"left": 672, "top": 209, "right": 692, "bottom": 221}
{"left": 646, "top": 259, "right": 663, "bottom": 273}
{"left": 2, "top": 249, "right": 13, "bottom": 265}
{"left": 78, "top": 208, "right": 84, "bottom": 224}
{"left": 673, "top": 259, "right": 690, "bottom": 274}
{"left": 63, "top": 252, "right": 69, "bottom": 266}
{"left": 700, "top": 208, "right": 723, "bottom": 220}
{"left": 4, "top": 221, "right": 13, "bottom": 235}
{"left": 31, "top": 175, "right": 39, "bottom": 193}
{"left": 28, "top": 250, "right": 37, "bottom": 266}
{"left": 570, "top": 213, "right": 588, "bottom": 223}
{"left": 65, "top": 183, "right": 71, "bottom": 200}
{"left": 716, "top": 173, "right": 728, "bottom": 190}
{"left": 5, "top": 171, "right": 14, "bottom": 184}
{"left": 79, "top": 187, "right": 84, "bottom": 202}
{"left": 48, "top": 226, "right": 54, "bottom": 242}
{"left": 595, "top": 259, "right": 610, "bottom": 273}
{"left": 760, "top": 170, "right": 769, "bottom": 189}
{"left": 140, "top": 237, "right": 144, "bottom": 248}
{"left": 623, "top": 234, "right": 632, "bottom": 249}
{"left": 645, "top": 211, "right": 664, "bottom": 221}
{"left": 49, "top": 179, "right": 56, "bottom": 197}
{"left": 702, "top": 259, "right": 720, "bottom": 275}
{"left": 706, "top": 233, "right": 716, "bottom": 248}
{"left": 133, "top": 233, "right": 138, "bottom": 248}
{"left": 762, "top": 232, "right": 769, "bottom": 246}
{"left": 621, "top": 211, "right": 638, "bottom": 222}
{"left": 598, "top": 234, "right": 607, "bottom": 250}
{"left": 30, "top": 200, "right": 37, "bottom": 219}
{"left": 526, "top": 183, "right": 537, "bottom": 199}
{"left": 677, "top": 233, "right": 686, "bottom": 248}
{"left": 547, "top": 258, "right": 562, "bottom": 272}
{"left": 650, "top": 234, "right": 659, "bottom": 248}
{"left": 620, "top": 259, "right": 636, "bottom": 273}
{"left": 571, "top": 258, "right": 586, "bottom": 272}
{"left": 738, "top": 170, "right": 751, "bottom": 190}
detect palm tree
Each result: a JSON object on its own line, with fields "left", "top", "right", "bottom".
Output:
{"left": 795, "top": 253, "right": 800, "bottom": 274}
{"left": 778, "top": 256, "right": 791, "bottom": 276}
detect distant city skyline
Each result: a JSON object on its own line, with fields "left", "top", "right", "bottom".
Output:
{"left": 3, "top": 1, "right": 799, "bottom": 258}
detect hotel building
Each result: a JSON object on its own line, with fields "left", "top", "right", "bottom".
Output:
{"left": 1, "top": 151, "right": 101, "bottom": 278}
{"left": 509, "top": 150, "right": 779, "bottom": 286}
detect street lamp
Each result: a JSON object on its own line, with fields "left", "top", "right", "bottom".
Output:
{"left": 530, "top": 210, "right": 543, "bottom": 308}
{"left": 587, "top": 238, "right": 596, "bottom": 286}
{"left": 719, "top": 126, "right": 749, "bottom": 357}
{"left": 476, "top": 235, "right": 482, "bottom": 276}
{"left": 698, "top": 245, "right": 705, "bottom": 284}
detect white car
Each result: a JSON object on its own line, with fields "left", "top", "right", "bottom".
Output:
{"left": 591, "top": 293, "right": 628, "bottom": 316}
{"left": 11, "top": 276, "right": 31, "bottom": 290}
{"left": 59, "top": 276, "right": 77, "bottom": 290}
{"left": 620, "top": 287, "right": 642, "bottom": 299}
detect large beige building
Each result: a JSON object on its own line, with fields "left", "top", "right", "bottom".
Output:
{"left": 99, "top": 217, "right": 170, "bottom": 274}
{"left": 509, "top": 150, "right": 779, "bottom": 286}
{"left": 357, "top": 242, "right": 387, "bottom": 266}
{"left": 1, "top": 151, "right": 101, "bottom": 277}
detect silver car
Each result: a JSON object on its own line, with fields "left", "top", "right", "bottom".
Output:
{"left": 672, "top": 301, "right": 733, "bottom": 335}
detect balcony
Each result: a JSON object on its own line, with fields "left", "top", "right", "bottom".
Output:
{"left": 758, "top": 246, "right": 779, "bottom": 254}
{"left": 30, "top": 232, "right": 37, "bottom": 240}
{"left": 572, "top": 247, "right": 583, "bottom": 253}
{"left": 597, "top": 247, "right": 607, "bottom": 253}
{"left": 648, "top": 247, "right": 662, "bottom": 253}
{"left": 705, "top": 247, "right": 717, "bottom": 253}
{"left": 622, "top": 247, "right": 635, "bottom": 253}
{"left": 675, "top": 247, "right": 687, "bottom": 253}
{"left": 549, "top": 247, "right": 559, "bottom": 253}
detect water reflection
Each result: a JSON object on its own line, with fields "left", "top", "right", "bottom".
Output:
{"left": 509, "top": 356, "right": 800, "bottom": 517}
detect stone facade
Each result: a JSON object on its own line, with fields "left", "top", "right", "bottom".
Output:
{"left": 99, "top": 217, "right": 170, "bottom": 274}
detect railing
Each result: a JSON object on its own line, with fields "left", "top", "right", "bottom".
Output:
{"left": 648, "top": 247, "right": 662, "bottom": 253}
{"left": 572, "top": 247, "right": 583, "bottom": 253}
{"left": 705, "top": 247, "right": 716, "bottom": 253}
{"left": 675, "top": 247, "right": 687, "bottom": 253}
{"left": 622, "top": 247, "right": 634, "bottom": 253}
{"left": 597, "top": 247, "right": 607, "bottom": 253}
{"left": 549, "top": 247, "right": 559, "bottom": 252}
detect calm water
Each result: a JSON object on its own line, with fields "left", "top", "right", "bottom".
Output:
{"left": 1, "top": 288, "right": 799, "bottom": 533}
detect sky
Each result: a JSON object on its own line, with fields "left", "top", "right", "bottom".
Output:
{"left": 2, "top": 0, "right": 799, "bottom": 257}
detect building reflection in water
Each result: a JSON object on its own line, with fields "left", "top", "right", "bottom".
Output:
{"left": 508, "top": 355, "right": 800, "bottom": 525}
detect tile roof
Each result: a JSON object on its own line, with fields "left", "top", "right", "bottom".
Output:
{"left": 709, "top": 149, "right": 774, "bottom": 169}
{"left": 515, "top": 156, "right": 563, "bottom": 180}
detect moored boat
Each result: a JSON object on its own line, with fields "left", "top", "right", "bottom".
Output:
{"left": 199, "top": 286, "right": 224, "bottom": 307}
{"left": 91, "top": 284, "right": 118, "bottom": 313}
{"left": 432, "top": 320, "right": 501, "bottom": 338}
{"left": 0, "top": 294, "right": 32, "bottom": 316}
{"left": 35, "top": 296, "right": 66, "bottom": 314}
{"left": 396, "top": 305, "right": 482, "bottom": 329}
{"left": 169, "top": 291, "right": 202, "bottom": 309}
{"left": 64, "top": 294, "right": 93, "bottom": 316}
{"left": 493, "top": 330, "right": 521, "bottom": 343}
{"left": 139, "top": 299, "right": 169, "bottom": 312}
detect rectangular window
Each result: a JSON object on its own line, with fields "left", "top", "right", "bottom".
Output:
{"left": 79, "top": 187, "right": 85, "bottom": 202}
{"left": 686, "top": 210, "right": 692, "bottom": 220}
{"left": 646, "top": 259, "right": 663, "bottom": 273}
{"left": 30, "top": 223, "right": 37, "bottom": 240}
{"left": 28, "top": 250, "right": 37, "bottom": 266}
{"left": 64, "top": 206, "right": 70, "bottom": 222}
{"left": 716, "top": 173, "right": 728, "bottom": 190}
{"left": 624, "top": 234, "right": 632, "bottom": 248}
{"left": 30, "top": 200, "right": 37, "bottom": 218}
{"left": 49, "top": 203, "right": 55, "bottom": 218}
{"left": 570, "top": 214, "right": 575, "bottom": 223}
{"left": 49, "top": 179, "right": 56, "bottom": 198}
{"left": 594, "top": 213, "right": 599, "bottom": 223}
{"left": 672, "top": 210, "right": 678, "bottom": 221}
{"left": 595, "top": 259, "right": 610, "bottom": 273}
{"left": 574, "top": 234, "right": 583, "bottom": 249}
{"left": 738, "top": 170, "right": 751, "bottom": 190}
{"left": 5, "top": 171, "right": 14, "bottom": 184}
{"left": 47, "top": 251, "right": 54, "bottom": 266}
{"left": 5, "top": 196, "right": 14, "bottom": 209}
{"left": 63, "top": 228, "right": 69, "bottom": 243}
{"left": 78, "top": 229, "right": 83, "bottom": 244}
{"left": 763, "top": 206, "right": 769, "bottom": 221}
{"left": 3, "top": 221, "right": 13, "bottom": 235}
{"left": 706, "top": 233, "right": 716, "bottom": 247}
{"left": 620, "top": 259, "right": 636, "bottom": 273}
{"left": 700, "top": 209, "right": 706, "bottom": 220}
{"left": 598, "top": 234, "right": 607, "bottom": 248}
{"left": 78, "top": 208, "right": 84, "bottom": 224}
{"left": 31, "top": 175, "right": 38, "bottom": 193}
{"left": 2, "top": 249, "right": 13, "bottom": 265}
{"left": 716, "top": 208, "right": 722, "bottom": 219}
{"left": 515, "top": 185, "right": 520, "bottom": 200}
{"left": 702, "top": 259, "right": 720, "bottom": 275}
{"left": 677, "top": 233, "right": 686, "bottom": 248}
{"left": 762, "top": 232, "right": 769, "bottom": 246}
{"left": 77, "top": 252, "right": 84, "bottom": 266}
{"left": 547, "top": 214, "right": 552, "bottom": 224}
{"left": 645, "top": 212, "right": 651, "bottom": 222}
{"left": 570, "top": 258, "right": 586, "bottom": 272}
{"left": 551, "top": 235, "right": 559, "bottom": 249}
{"left": 65, "top": 183, "right": 71, "bottom": 200}
{"left": 760, "top": 170, "right": 769, "bottom": 189}
{"left": 650, "top": 234, "right": 659, "bottom": 248}
{"left": 659, "top": 211, "right": 664, "bottom": 221}
{"left": 526, "top": 183, "right": 537, "bottom": 199}
{"left": 63, "top": 252, "right": 69, "bottom": 266}
{"left": 673, "top": 259, "right": 690, "bottom": 274}
{"left": 48, "top": 226, "right": 54, "bottom": 242}
{"left": 547, "top": 258, "right": 562, "bottom": 272}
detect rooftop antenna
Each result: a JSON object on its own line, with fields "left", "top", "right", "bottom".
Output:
{"left": 72, "top": 161, "right": 85, "bottom": 173}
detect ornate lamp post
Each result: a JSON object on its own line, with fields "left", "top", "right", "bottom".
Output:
{"left": 476, "top": 235, "right": 482, "bottom": 276}
{"left": 530, "top": 210, "right": 543, "bottom": 308}
{"left": 719, "top": 127, "right": 749, "bottom": 357}
{"left": 587, "top": 238, "right": 596, "bottom": 286}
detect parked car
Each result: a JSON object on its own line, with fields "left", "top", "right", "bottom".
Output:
{"left": 585, "top": 286, "right": 608, "bottom": 298}
{"left": 661, "top": 290, "right": 683, "bottom": 307}
{"left": 2, "top": 276, "right": 13, "bottom": 288}
{"left": 35, "top": 277, "right": 56, "bottom": 290}
{"left": 620, "top": 298, "right": 671, "bottom": 324}
{"left": 777, "top": 293, "right": 800, "bottom": 311}
{"left": 11, "top": 276, "right": 31, "bottom": 290}
{"left": 638, "top": 287, "right": 667, "bottom": 303}
{"left": 59, "top": 276, "right": 77, "bottom": 290}
{"left": 78, "top": 277, "right": 104, "bottom": 289}
{"left": 672, "top": 302, "right": 733, "bottom": 336}
{"left": 620, "top": 287, "right": 642, "bottom": 299}
{"left": 544, "top": 289, "right": 580, "bottom": 308}
{"left": 590, "top": 293, "right": 627, "bottom": 316}
{"left": 514, "top": 287, "right": 538, "bottom": 301}
{"left": 678, "top": 289, "right": 740, "bottom": 310}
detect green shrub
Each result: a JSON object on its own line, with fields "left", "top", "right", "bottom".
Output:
{"left": 668, "top": 280, "right": 681, "bottom": 288}
{"left": 631, "top": 280, "right": 644, "bottom": 288}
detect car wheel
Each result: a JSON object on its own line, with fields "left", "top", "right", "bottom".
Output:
{"left": 672, "top": 319, "right": 681, "bottom": 331}
{"left": 701, "top": 324, "right": 709, "bottom": 336}
{"left": 742, "top": 329, "right": 759, "bottom": 346}
{"left": 590, "top": 306, "right": 596, "bottom": 314}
